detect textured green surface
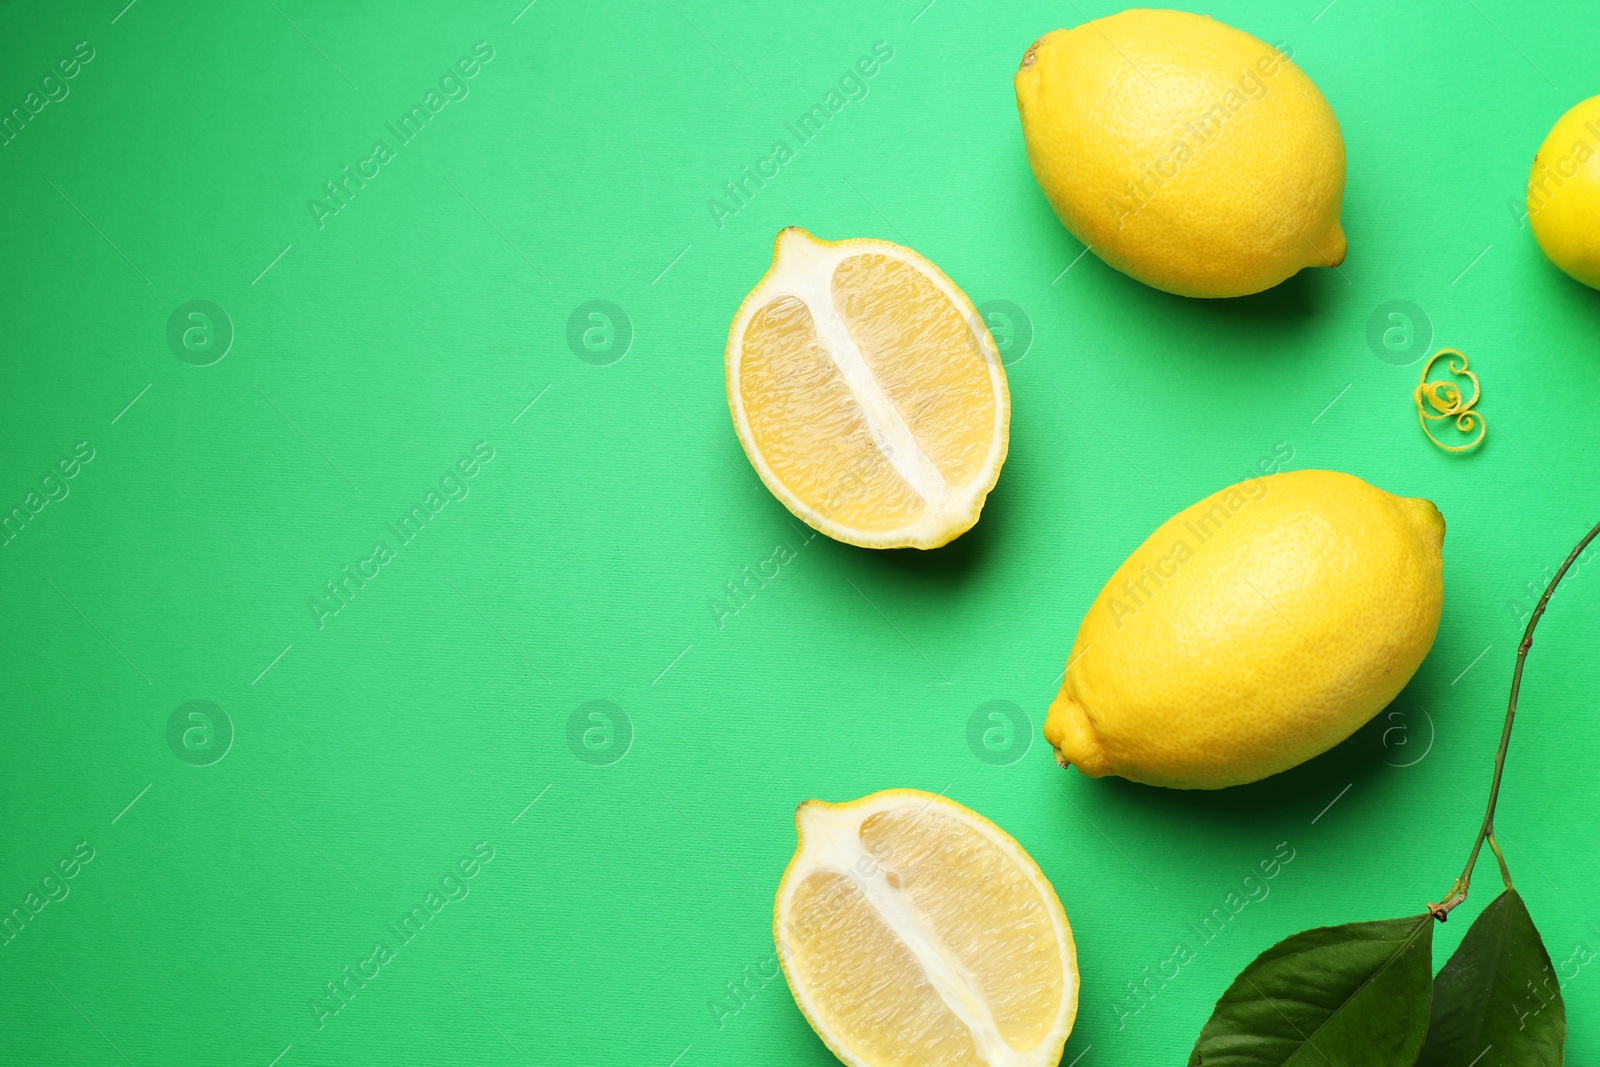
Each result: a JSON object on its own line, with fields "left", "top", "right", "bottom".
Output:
{"left": 2, "top": 2, "right": 1598, "bottom": 1065}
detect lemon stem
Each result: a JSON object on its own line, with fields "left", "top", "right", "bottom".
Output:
{"left": 1430, "top": 516, "right": 1600, "bottom": 921}
{"left": 1486, "top": 832, "right": 1513, "bottom": 891}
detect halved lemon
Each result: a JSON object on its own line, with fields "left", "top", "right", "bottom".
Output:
{"left": 725, "top": 229, "right": 1010, "bottom": 549}
{"left": 774, "top": 789, "right": 1078, "bottom": 1067}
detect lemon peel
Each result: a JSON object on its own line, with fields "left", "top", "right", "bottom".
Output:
{"left": 1414, "top": 349, "right": 1485, "bottom": 453}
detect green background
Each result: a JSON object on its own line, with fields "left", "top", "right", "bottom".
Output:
{"left": 3, "top": 0, "right": 1598, "bottom": 1064}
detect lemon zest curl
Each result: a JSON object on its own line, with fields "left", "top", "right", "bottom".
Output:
{"left": 1414, "top": 349, "right": 1485, "bottom": 453}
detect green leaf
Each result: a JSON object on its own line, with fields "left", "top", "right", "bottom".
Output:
{"left": 1416, "top": 889, "right": 1566, "bottom": 1067}
{"left": 1188, "top": 914, "right": 1435, "bottom": 1067}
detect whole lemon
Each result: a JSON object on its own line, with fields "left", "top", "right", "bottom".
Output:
{"left": 1014, "top": 10, "right": 1347, "bottom": 298}
{"left": 1528, "top": 95, "right": 1600, "bottom": 289}
{"left": 1044, "top": 471, "right": 1444, "bottom": 789}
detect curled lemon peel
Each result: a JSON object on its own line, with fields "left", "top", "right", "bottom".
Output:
{"left": 1414, "top": 349, "right": 1485, "bottom": 453}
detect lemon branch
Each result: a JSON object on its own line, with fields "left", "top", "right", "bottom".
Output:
{"left": 1430, "top": 516, "right": 1600, "bottom": 921}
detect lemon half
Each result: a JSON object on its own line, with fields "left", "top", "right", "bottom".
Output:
{"left": 774, "top": 789, "right": 1078, "bottom": 1067}
{"left": 726, "top": 229, "right": 1009, "bottom": 549}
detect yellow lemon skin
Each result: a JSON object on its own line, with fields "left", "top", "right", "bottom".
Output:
{"left": 1529, "top": 95, "right": 1600, "bottom": 289}
{"left": 1044, "top": 471, "right": 1443, "bottom": 790}
{"left": 1014, "top": 10, "right": 1347, "bottom": 298}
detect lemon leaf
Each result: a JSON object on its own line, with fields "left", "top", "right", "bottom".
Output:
{"left": 1415, "top": 890, "right": 1565, "bottom": 1066}
{"left": 1188, "top": 914, "right": 1434, "bottom": 1066}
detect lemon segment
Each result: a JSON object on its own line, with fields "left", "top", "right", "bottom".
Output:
{"left": 726, "top": 229, "right": 1009, "bottom": 549}
{"left": 832, "top": 255, "right": 1000, "bottom": 490}
{"left": 786, "top": 870, "right": 983, "bottom": 1066}
{"left": 774, "top": 790, "right": 1078, "bottom": 1067}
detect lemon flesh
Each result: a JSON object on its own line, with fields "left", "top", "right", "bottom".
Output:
{"left": 1045, "top": 470, "right": 1444, "bottom": 790}
{"left": 726, "top": 228, "right": 1009, "bottom": 550}
{"left": 1529, "top": 95, "right": 1600, "bottom": 289}
{"left": 774, "top": 790, "right": 1078, "bottom": 1067}
{"left": 1014, "top": 9, "right": 1347, "bottom": 298}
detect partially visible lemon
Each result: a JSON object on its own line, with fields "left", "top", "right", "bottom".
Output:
{"left": 1014, "top": 9, "right": 1347, "bottom": 298}
{"left": 1529, "top": 95, "right": 1600, "bottom": 289}
{"left": 726, "top": 228, "right": 1009, "bottom": 550}
{"left": 1045, "top": 470, "right": 1444, "bottom": 790}
{"left": 774, "top": 789, "right": 1078, "bottom": 1067}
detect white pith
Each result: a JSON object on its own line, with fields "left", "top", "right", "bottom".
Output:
{"left": 774, "top": 791, "right": 1078, "bottom": 1067}
{"left": 725, "top": 230, "right": 1011, "bottom": 550}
